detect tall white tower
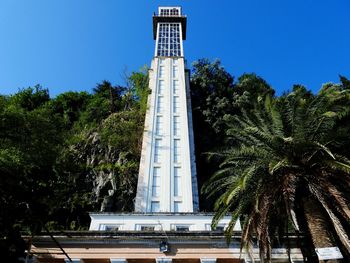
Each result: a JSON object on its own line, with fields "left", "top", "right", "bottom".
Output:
{"left": 135, "top": 6, "right": 199, "bottom": 213}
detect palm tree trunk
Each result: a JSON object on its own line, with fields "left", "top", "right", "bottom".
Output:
{"left": 303, "top": 197, "right": 343, "bottom": 263}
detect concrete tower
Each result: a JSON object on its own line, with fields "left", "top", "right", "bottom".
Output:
{"left": 134, "top": 6, "right": 199, "bottom": 213}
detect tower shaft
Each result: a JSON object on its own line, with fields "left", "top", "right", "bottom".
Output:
{"left": 135, "top": 7, "right": 198, "bottom": 213}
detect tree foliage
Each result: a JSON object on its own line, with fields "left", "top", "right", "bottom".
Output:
{"left": 203, "top": 81, "right": 350, "bottom": 262}
{"left": 1, "top": 59, "right": 349, "bottom": 262}
{"left": 0, "top": 69, "right": 149, "bottom": 262}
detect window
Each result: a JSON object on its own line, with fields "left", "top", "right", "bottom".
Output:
{"left": 158, "top": 80, "right": 165, "bottom": 94}
{"left": 174, "top": 201, "right": 182, "bottom": 212}
{"left": 157, "top": 24, "right": 169, "bottom": 57}
{"left": 64, "top": 260, "right": 80, "bottom": 263}
{"left": 205, "top": 224, "right": 225, "bottom": 231}
{"left": 105, "top": 225, "right": 119, "bottom": 231}
{"left": 159, "top": 65, "right": 165, "bottom": 78}
{"left": 173, "top": 65, "right": 178, "bottom": 78}
{"left": 213, "top": 226, "right": 225, "bottom": 231}
{"left": 157, "top": 23, "right": 182, "bottom": 57}
{"left": 154, "top": 139, "right": 162, "bottom": 163}
{"left": 160, "top": 8, "right": 180, "bottom": 17}
{"left": 173, "top": 116, "right": 180, "bottom": 136}
{"left": 174, "top": 139, "right": 180, "bottom": 163}
{"left": 173, "top": 96, "right": 180, "bottom": 113}
{"left": 157, "top": 96, "right": 164, "bottom": 113}
{"left": 99, "top": 224, "right": 120, "bottom": 231}
{"left": 152, "top": 167, "right": 161, "bottom": 197}
{"left": 155, "top": 116, "right": 163, "bottom": 136}
{"left": 151, "top": 201, "right": 160, "bottom": 212}
{"left": 200, "top": 259, "right": 216, "bottom": 263}
{"left": 174, "top": 167, "right": 181, "bottom": 197}
{"left": 110, "top": 260, "right": 127, "bottom": 263}
{"left": 175, "top": 225, "right": 189, "bottom": 232}
{"left": 173, "top": 80, "right": 179, "bottom": 94}
{"left": 141, "top": 225, "right": 155, "bottom": 231}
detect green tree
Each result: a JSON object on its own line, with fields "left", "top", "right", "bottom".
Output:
{"left": 204, "top": 87, "right": 350, "bottom": 262}
{"left": 0, "top": 93, "right": 66, "bottom": 262}
{"left": 190, "top": 59, "right": 275, "bottom": 211}
{"left": 126, "top": 66, "right": 150, "bottom": 113}
{"left": 8, "top": 85, "right": 50, "bottom": 111}
{"left": 50, "top": 91, "right": 91, "bottom": 126}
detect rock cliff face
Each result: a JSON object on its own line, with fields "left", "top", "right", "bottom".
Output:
{"left": 70, "top": 111, "right": 143, "bottom": 212}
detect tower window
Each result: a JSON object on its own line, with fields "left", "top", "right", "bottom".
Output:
{"left": 155, "top": 116, "right": 163, "bottom": 135}
{"left": 173, "top": 96, "right": 180, "bottom": 113}
{"left": 157, "top": 97, "right": 164, "bottom": 113}
{"left": 173, "top": 80, "right": 179, "bottom": 94}
{"left": 174, "top": 167, "right": 181, "bottom": 197}
{"left": 158, "top": 80, "right": 165, "bottom": 94}
{"left": 159, "top": 65, "right": 165, "bottom": 78}
{"left": 154, "top": 139, "right": 162, "bottom": 163}
{"left": 157, "top": 23, "right": 181, "bottom": 57}
{"left": 173, "top": 65, "right": 178, "bottom": 78}
{"left": 174, "top": 201, "right": 182, "bottom": 212}
{"left": 174, "top": 139, "right": 181, "bottom": 163}
{"left": 173, "top": 116, "right": 180, "bottom": 136}
{"left": 151, "top": 201, "right": 160, "bottom": 212}
{"left": 152, "top": 167, "right": 161, "bottom": 197}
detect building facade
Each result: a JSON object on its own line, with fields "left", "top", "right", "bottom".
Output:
{"left": 28, "top": 7, "right": 304, "bottom": 263}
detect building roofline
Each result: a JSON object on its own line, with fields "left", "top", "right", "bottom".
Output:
{"left": 89, "top": 212, "right": 217, "bottom": 216}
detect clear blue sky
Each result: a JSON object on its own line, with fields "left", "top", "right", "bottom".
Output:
{"left": 1, "top": 0, "right": 349, "bottom": 96}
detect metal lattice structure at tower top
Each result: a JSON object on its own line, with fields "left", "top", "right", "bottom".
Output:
{"left": 134, "top": 6, "right": 199, "bottom": 213}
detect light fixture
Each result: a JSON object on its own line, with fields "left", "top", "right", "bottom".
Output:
{"left": 159, "top": 241, "right": 169, "bottom": 253}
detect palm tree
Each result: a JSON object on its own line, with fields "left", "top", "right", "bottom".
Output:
{"left": 203, "top": 85, "right": 350, "bottom": 262}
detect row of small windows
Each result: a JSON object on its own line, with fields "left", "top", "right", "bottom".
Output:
{"left": 65, "top": 258, "right": 225, "bottom": 263}
{"left": 99, "top": 224, "right": 225, "bottom": 232}
{"left": 159, "top": 8, "right": 180, "bottom": 17}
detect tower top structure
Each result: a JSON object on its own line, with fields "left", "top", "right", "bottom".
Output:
{"left": 153, "top": 6, "right": 187, "bottom": 41}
